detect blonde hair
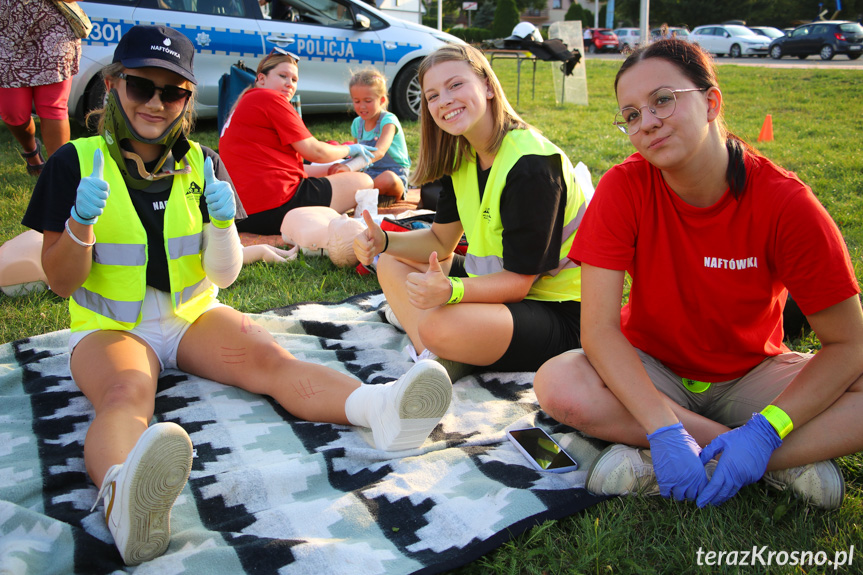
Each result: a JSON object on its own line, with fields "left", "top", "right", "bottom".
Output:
{"left": 85, "top": 62, "right": 197, "bottom": 135}
{"left": 411, "top": 44, "right": 529, "bottom": 186}
{"left": 348, "top": 68, "right": 389, "bottom": 110}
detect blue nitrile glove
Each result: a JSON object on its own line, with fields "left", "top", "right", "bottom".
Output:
{"left": 347, "top": 143, "right": 376, "bottom": 162}
{"left": 647, "top": 422, "right": 710, "bottom": 502}
{"left": 71, "top": 149, "right": 110, "bottom": 225}
{"left": 203, "top": 157, "right": 236, "bottom": 228}
{"left": 696, "top": 413, "right": 782, "bottom": 507}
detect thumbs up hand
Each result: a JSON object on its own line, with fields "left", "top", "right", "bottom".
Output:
{"left": 71, "top": 149, "right": 110, "bottom": 225}
{"left": 203, "top": 157, "right": 236, "bottom": 227}
{"left": 353, "top": 210, "right": 385, "bottom": 265}
{"left": 406, "top": 252, "right": 452, "bottom": 309}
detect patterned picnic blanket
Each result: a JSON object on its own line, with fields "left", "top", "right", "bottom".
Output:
{"left": 0, "top": 291, "right": 607, "bottom": 574}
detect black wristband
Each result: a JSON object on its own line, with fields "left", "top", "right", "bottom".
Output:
{"left": 381, "top": 230, "right": 389, "bottom": 253}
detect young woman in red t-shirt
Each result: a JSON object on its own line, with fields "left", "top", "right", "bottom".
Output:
{"left": 535, "top": 39, "right": 863, "bottom": 509}
{"left": 219, "top": 50, "right": 376, "bottom": 235}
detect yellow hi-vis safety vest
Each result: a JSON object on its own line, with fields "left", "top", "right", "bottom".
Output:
{"left": 69, "top": 136, "right": 216, "bottom": 332}
{"left": 450, "top": 129, "right": 585, "bottom": 302}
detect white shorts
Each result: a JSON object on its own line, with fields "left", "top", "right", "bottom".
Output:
{"left": 69, "top": 286, "right": 225, "bottom": 371}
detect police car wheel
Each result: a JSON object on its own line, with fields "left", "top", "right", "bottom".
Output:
{"left": 392, "top": 60, "right": 421, "bottom": 122}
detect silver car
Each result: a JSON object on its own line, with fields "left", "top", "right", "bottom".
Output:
{"left": 72, "top": 0, "right": 461, "bottom": 122}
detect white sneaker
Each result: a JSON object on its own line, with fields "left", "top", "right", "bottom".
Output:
{"left": 586, "top": 444, "right": 717, "bottom": 497}
{"left": 586, "top": 444, "right": 661, "bottom": 497}
{"left": 91, "top": 422, "right": 193, "bottom": 565}
{"left": 405, "top": 343, "right": 475, "bottom": 382}
{"left": 367, "top": 359, "right": 452, "bottom": 451}
{"left": 762, "top": 460, "right": 845, "bottom": 510}
{"left": 382, "top": 304, "right": 404, "bottom": 332}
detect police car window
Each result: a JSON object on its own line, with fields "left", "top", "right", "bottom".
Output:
{"left": 279, "top": 0, "right": 355, "bottom": 27}
{"left": 156, "top": 0, "right": 246, "bottom": 17}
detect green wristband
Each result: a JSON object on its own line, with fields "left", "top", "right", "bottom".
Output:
{"left": 447, "top": 277, "right": 464, "bottom": 304}
{"left": 211, "top": 218, "right": 234, "bottom": 229}
{"left": 761, "top": 405, "right": 793, "bottom": 439}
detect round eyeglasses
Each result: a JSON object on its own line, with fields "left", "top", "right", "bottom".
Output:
{"left": 613, "top": 87, "right": 706, "bottom": 135}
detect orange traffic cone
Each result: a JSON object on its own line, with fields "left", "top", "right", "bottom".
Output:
{"left": 757, "top": 114, "right": 774, "bottom": 142}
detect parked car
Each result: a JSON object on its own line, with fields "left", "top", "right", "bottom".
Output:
{"left": 749, "top": 25, "right": 786, "bottom": 40}
{"left": 613, "top": 27, "right": 641, "bottom": 52}
{"left": 649, "top": 26, "right": 690, "bottom": 42}
{"left": 583, "top": 28, "right": 620, "bottom": 53}
{"left": 689, "top": 24, "right": 772, "bottom": 57}
{"left": 768, "top": 20, "right": 863, "bottom": 60}
{"left": 71, "top": 0, "right": 462, "bottom": 123}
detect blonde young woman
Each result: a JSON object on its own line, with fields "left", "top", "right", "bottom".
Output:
{"left": 219, "top": 49, "right": 376, "bottom": 235}
{"left": 354, "top": 44, "right": 586, "bottom": 376}
{"left": 21, "top": 26, "right": 451, "bottom": 566}
{"left": 535, "top": 39, "right": 863, "bottom": 509}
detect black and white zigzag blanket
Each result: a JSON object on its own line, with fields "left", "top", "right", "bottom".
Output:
{"left": 0, "top": 291, "right": 608, "bottom": 574}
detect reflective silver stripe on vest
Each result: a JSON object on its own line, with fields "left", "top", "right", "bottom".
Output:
{"left": 562, "top": 203, "right": 586, "bottom": 243}
{"left": 72, "top": 286, "right": 142, "bottom": 324}
{"left": 92, "top": 243, "right": 147, "bottom": 266}
{"left": 174, "top": 277, "right": 212, "bottom": 308}
{"left": 465, "top": 253, "right": 504, "bottom": 276}
{"left": 168, "top": 233, "right": 203, "bottom": 260}
{"left": 465, "top": 203, "right": 586, "bottom": 277}
{"left": 547, "top": 257, "right": 579, "bottom": 277}
{"left": 545, "top": 204, "right": 587, "bottom": 277}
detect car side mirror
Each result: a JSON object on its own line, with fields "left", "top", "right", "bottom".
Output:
{"left": 355, "top": 13, "right": 370, "bottom": 29}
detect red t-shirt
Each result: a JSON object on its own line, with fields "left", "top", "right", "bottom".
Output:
{"left": 218, "top": 88, "right": 312, "bottom": 215}
{"left": 570, "top": 152, "right": 859, "bottom": 382}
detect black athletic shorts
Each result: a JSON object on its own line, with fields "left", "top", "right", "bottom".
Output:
{"left": 236, "top": 176, "right": 333, "bottom": 236}
{"left": 448, "top": 254, "right": 582, "bottom": 372}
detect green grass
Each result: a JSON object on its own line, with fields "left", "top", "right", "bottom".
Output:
{"left": 2, "top": 60, "right": 862, "bottom": 574}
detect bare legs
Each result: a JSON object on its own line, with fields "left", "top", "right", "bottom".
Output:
{"left": 534, "top": 351, "right": 863, "bottom": 471}
{"left": 376, "top": 253, "right": 514, "bottom": 366}
{"left": 72, "top": 331, "right": 161, "bottom": 487}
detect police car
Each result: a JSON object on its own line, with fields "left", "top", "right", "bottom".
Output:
{"left": 72, "top": 0, "right": 462, "bottom": 122}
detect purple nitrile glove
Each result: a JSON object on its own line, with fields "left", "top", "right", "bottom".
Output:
{"left": 696, "top": 413, "right": 782, "bottom": 508}
{"left": 647, "top": 422, "right": 709, "bottom": 502}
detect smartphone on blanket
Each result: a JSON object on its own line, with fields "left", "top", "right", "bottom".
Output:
{"left": 507, "top": 427, "right": 579, "bottom": 473}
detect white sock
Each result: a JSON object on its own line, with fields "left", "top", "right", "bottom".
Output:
{"left": 344, "top": 384, "right": 389, "bottom": 428}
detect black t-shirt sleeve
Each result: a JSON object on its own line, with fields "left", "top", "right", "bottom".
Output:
{"left": 201, "top": 145, "right": 247, "bottom": 222}
{"left": 432, "top": 176, "right": 460, "bottom": 224}
{"left": 22, "top": 142, "right": 82, "bottom": 233}
{"left": 499, "top": 154, "right": 567, "bottom": 275}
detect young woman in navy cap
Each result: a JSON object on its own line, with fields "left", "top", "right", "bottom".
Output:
{"left": 21, "top": 24, "right": 452, "bottom": 566}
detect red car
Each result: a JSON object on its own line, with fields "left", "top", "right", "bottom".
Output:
{"left": 584, "top": 28, "right": 620, "bottom": 53}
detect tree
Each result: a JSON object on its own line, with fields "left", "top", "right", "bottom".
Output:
{"left": 492, "top": 0, "right": 521, "bottom": 38}
{"left": 475, "top": 1, "right": 495, "bottom": 28}
{"left": 565, "top": 2, "right": 593, "bottom": 30}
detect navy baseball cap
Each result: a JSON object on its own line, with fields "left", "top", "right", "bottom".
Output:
{"left": 113, "top": 25, "right": 197, "bottom": 85}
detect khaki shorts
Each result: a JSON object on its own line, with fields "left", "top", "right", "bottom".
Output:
{"left": 568, "top": 348, "right": 811, "bottom": 428}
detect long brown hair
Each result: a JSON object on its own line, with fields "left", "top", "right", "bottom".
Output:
{"left": 616, "top": 39, "right": 760, "bottom": 199}
{"left": 410, "top": 44, "right": 530, "bottom": 186}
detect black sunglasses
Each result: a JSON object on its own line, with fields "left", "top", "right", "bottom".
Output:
{"left": 264, "top": 46, "right": 301, "bottom": 62}
{"left": 118, "top": 73, "right": 192, "bottom": 107}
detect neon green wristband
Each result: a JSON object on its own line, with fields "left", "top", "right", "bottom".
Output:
{"left": 761, "top": 405, "right": 793, "bottom": 439}
{"left": 447, "top": 277, "right": 464, "bottom": 304}
{"left": 211, "top": 218, "right": 234, "bottom": 229}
